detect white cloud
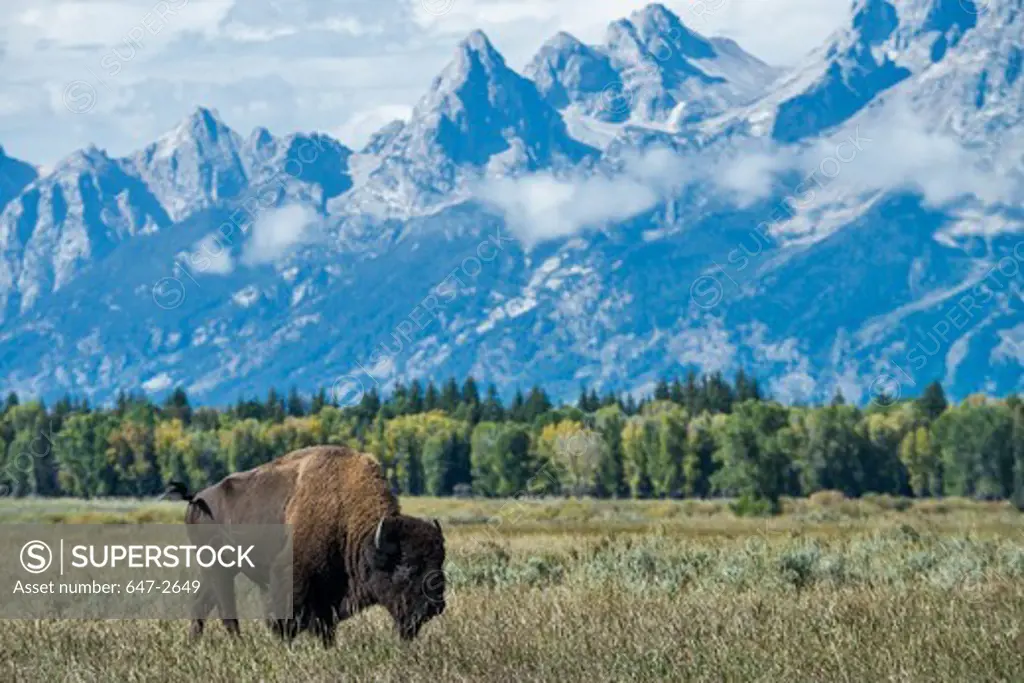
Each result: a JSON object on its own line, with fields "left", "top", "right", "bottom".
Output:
{"left": 478, "top": 172, "right": 660, "bottom": 247}
{"left": 142, "top": 372, "right": 174, "bottom": 393}
{"left": 478, "top": 99, "right": 1019, "bottom": 248}
{"left": 802, "top": 104, "right": 1019, "bottom": 207}
{"left": 14, "top": 1, "right": 231, "bottom": 48}
{"left": 716, "top": 151, "right": 792, "bottom": 205}
{"left": 477, "top": 144, "right": 792, "bottom": 245}
{"left": 477, "top": 147, "right": 706, "bottom": 245}
{"left": 186, "top": 233, "right": 234, "bottom": 276}
{"left": 222, "top": 14, "right": 381, "bottom": 42}
{"left": 242, "top": 204, "right": 321, "bottom": 265}
{"left": 221, "top": 23, "right": 300, "bottom": 43}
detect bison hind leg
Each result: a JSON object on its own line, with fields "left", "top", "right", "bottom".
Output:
{"left": 188, "top": 580, "right": 218, "bottom": 641}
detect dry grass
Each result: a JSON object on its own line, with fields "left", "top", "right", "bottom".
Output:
{"left": 1, "top": 496, "right": 1022, "bottom": 682}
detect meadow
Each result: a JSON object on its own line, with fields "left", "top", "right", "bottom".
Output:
{"left": 1, "top": 494, "right": 1022, "bottom": 682}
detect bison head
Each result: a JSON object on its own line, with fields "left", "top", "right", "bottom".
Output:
{"left": 367, "top": 515, "right": 446, "bottom": 640}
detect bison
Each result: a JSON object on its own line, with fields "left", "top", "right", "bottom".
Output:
{"left": 161, "top": 445, "right": 447, "bottom": 645}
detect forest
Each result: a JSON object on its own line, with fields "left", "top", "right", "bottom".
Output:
{"left": 2, "top": 371, "right": 1023, "bottom": 513}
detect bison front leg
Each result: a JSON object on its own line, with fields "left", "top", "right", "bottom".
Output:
{"left": 311, "top": 607, "right": 338, "bottom": 648}
{"left": 266, "top": 549, "right": 299, "bottom": 644}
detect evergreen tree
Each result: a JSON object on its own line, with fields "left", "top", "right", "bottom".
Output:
{"left": 441, "top": 378, "right": 460, "bottom": 413}
{"left": 683, "top": 370, "right": 701, "bottom": 415}
{"left": 704, "top": 372, "right": 734, "bottom": 414}
{"left": 460, "top": 377, "right": 482, "bottom": 424}
{"left": 461, "top": 377, "right": 480, "bottom": 408}
{"left": 669, "top": 378, "right": 685, "bottom": 405}
{"left": 408, "top": 380, "right": 424, "bottom": 414}
{"left": 654, "top": 378, "right": 671, "bottom": 401}
{"left": 917, "top": 381, "right": 949, "bottom": 422}
{"left": 264, "top": 388, "right": 285, "bottom": 422}
{"left": 310, "top": 388, "right": 328, "bottom": 414}
{"left": 115, "top": 390, "right": 129, "bottom": 418}
{"left": 481, "top": 384, "right": 505, "bottom": 422}
{"left": 359, "top": 387, "right": 381, "bottom": 419}
{"left": 424, "top": 381, "right": 440, "bottom": 412}
{"left": 162, "top": 387, "right": 193, "bottom": 425}
{"left": 286, "top": 387, "right": 306, "bottom": 418}
{"left": 577, "top": 385, "right": 591, "bottom": 412}
{"left": 524, "top": 386, "right": 553, "bottom": 422}
{"left": 624, "top": 394, "right": 638, "bottom": 416}
{"left": 510, "top": 389, "right": 526, "bottom": 422}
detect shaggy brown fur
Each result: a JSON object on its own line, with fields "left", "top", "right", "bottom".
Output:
{"left": 163, "top": 446, "right": 446, "bottom": 645}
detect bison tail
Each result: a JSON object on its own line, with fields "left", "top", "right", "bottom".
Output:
{"left": 161, "top": 481, "right": 215, "bottom": 521}
{"left": 189, "top": 497, "right": 215, "bottom": 520}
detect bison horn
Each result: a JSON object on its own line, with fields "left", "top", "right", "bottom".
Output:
{"left": 374, "top": 517, "right": 385, "bottom": 550}
{"left": 433, "top": 518, "right": 441, "bottom": 533}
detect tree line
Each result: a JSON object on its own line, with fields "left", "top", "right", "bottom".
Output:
{"left": 1, "top": 373, "right": 1023, "bottom": 513}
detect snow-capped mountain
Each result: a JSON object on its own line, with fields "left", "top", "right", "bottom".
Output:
{"left": 344, "top": 30, "right": 596, "bottom": 215}
{"left": 0, "top": 108, "right": 357, "bottom": 323}
{"left": 129, "top": 108, "right": 250, "bottom": 221}
{"left": 526, "top": 4, "right": 779, "bottom": 128}
{"left": 712, "top": 0, "right": 1005, "bottom": 144}
{"left": 0, "top": 1, "right": 1021, "bottom": 406}
{"left": 0, "top": 147, "right": 170, "bottom": 319}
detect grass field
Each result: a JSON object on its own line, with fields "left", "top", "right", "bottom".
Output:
{"left": 1, "top": 494, "right": 1023, "bottom": 682}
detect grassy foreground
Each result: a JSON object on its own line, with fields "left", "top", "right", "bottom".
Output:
{"left": 1, "top": 495, "right": 1023, "bottom": 682}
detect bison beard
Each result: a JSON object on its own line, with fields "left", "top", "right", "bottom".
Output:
{"left": 163, "top": 446, "right": 446, "bottom": 646}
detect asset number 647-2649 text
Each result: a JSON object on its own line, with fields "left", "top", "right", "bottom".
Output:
{"left": 125, "top": 580, "right": 200, "bottom": 594}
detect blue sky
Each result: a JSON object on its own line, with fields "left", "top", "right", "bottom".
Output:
{"left": 0, "top": 0, "right": 849, "bottom": 166}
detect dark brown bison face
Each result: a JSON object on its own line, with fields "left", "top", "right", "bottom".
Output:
{"left": 367, "top": 515, "right": 446, "bottom": 640}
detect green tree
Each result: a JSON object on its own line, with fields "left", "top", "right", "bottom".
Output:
{"left": 470, "top": 422, "right": 532, "bottom": 496}
{"left": 162, "top": 387, "right": 193, "bottom": 424}
{"left": 683, "top": 413, "right": 717, "bottom": 497}
{"left": 622, "top": 417, "right": 658, "bottom": 498}
{"left": 916, "top": 381, "right": 949, "bottom": 422}
{"left": 711, "top": 401, "right": 791, "bottom": 512}
{"left": 440, "top": 378, "right": 460, "bottom": 414}
{"left": 797, "top": 405, "right": 871, "bottom": 496}
{"left": 932, "top": 402, "right": 1014, "bottom": 499}
{"left": 653, "top": 407, "right": 687, "bottom": 498}
{"left": 286, "top": 387, "right": 307, "bottom": 417}
{"left": 422, "top": 429, "right": 472, "bottom": 496}
{"left": 594, "top": 406, "right": 627, "bottom": 497}
{"left": 899, "top": 426, "right": 939, "bottom": 497}
{"left": 481, "top": 384, "right": 505, "bottom": 422}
